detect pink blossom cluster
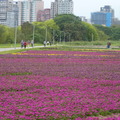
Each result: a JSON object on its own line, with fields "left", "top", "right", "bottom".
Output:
{"left": 0, "top": 50, "right": 120, "bottom": 119}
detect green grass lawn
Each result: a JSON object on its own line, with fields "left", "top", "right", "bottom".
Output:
{"left": 0, "top": 44, "right": 120, "bottom": 55}
{"left": 0, "top": 40, "right": 120, "bottom": 49}
{"left": 61, "top": 40, "right": 120, "bottom": 46}
{"left": 0, "top": 40, "right": 120, "bottom": 55}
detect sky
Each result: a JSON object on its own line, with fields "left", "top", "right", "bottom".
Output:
{"left": 44, "top": 0, "right": 120, "bottom": 19}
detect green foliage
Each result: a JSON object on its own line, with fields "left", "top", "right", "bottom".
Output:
{"left": 94, "top": 24, "right": 120, "bottom": 40}
{"left": 99, "top": 111, "right": 112, "bottom": 116}
{"left": 21, "top": 22, "right": 33, "bottom": 41}
{"left": 54, "top": 14, "right": 81, "bottom": 30}
{"left": 5, "top": 27, "right": 14, "bottom": 43}
{"left": 82, "top": 22, "right": 99, "bottom": 41}
{"left": 1, "top": 14, "right": 120, "bottom": 44}
{"left": 96, "top": 29, "right": 109, "bottom": 41}
{"left": 0, "top": 25, "right": 9, "bottom": 43}
{"left": 1, "top": 72, "right": 32, "bottom": 76}
{"left": 54, "top": 14, "right": 100, "bottom": 41}
{"left": 111, "top": 27, "right": 120, "bottom": 40}
{"left": 54, "top": 14, "right": 84, "bottom": 41}
{"left": 33, "top": 20, "right": 59, "bottom": 43}
{"left": 94, "top": 25, "right": 112, "bottom": 36}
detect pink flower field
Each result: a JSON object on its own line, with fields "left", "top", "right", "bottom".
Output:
{"left": 0, "top": 50, "right": 120, "bottom": 120}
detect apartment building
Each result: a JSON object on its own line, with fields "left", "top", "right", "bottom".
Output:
{"left": 0, "top": 0, "right": 18, "bottom": 27}
{"left": 37, "top": 8, "right": 51, "bottom": 21}
{"left": 18, "top": 0, "right": 44, "bottom": 26}
{"left": 51, "top": 0, "right": 73, "bottom": 19}
{"left": 91, "top": 5, "right": 114, "bottom": 27}
{"left": 0, "top": 0, "right": 44, "bottom": 27}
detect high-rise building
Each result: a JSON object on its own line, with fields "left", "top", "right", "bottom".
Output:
{"left": 0, "top": 0, "right": 18, "bottom": 27}
{"left": 0, "top": 0, "right": 44, "bottom": 27}
{"left": 91, "top": 12, "right": 112, "bottom": 27}
{"left": 91, "top": 5, "right": 114, "bottom": 27}
{"left": 37, "top": 8, "right": 51, "bottom": 21}
{"left": 51, "top": 0, "right": 73, "bottom": 19}
{"left": 18, "top": 0, "right": 44, "bottom": 26}
{"left": 100, "top": 5, "right": 114, "bottom": 18}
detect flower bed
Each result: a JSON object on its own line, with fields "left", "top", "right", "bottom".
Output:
{"left": 0, "top": 50, "right": 120, "bottom": 119}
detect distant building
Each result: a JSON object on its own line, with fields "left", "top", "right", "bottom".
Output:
{"left": 91, "top": 12, "right": 112, "bottom": 27}
{"left": 91, "top": 5, "right": 114, "bottom": 27}
{"left": 80, "top": 16, "right": 87, "bottom": 22}
{"left": 0, "top": 0, "right": 44, "bottom": 27}
{"left": 18, "top": 0, "right": 44, "bottom": 26}
{"left": 100, "top": 5, "right": 114, "bottom": 18}
{"left": 112, "top": 18, "right": 120, "bottom": 25}
{"left": 37, "top": 8, "right": 51, "bottom": 21}
{"left": 0, "top": 0, "right": 18, "bottom": 27}
{"left": 51, "top": 0, "right": 73, "bottom": 19}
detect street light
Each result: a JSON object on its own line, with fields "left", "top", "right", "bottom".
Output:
{"left": 14, "top": 21, "right": 17, "bottom": 49}
{"left": 60, "top": 31, "right": 62, "bottom": 43}
{"left": 32, "top": 24, "right": 35, "bottom": 47}
{"left": 45, "top": 26, "right": 47, "bottom": 42}
{"left": 92, "top": 33, "right": 93, "bottom": 46}
{"left": 64, "top": 31, "right": 66, "bottom": 43}
{"left": 52, "top": 29, "right": 55, "bottom": 45}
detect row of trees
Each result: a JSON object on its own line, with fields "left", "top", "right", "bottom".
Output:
{"left": 0, "top": 14, "right": 120, "bottom": 44}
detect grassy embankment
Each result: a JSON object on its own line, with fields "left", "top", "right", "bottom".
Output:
{"left": 0, "top": 40, "right": 120, "bottom": 54}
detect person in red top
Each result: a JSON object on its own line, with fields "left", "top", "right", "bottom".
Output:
{"left": 24, "top": 42, "right": 27, "bottom": 48}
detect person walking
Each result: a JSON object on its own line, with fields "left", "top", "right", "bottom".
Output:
{"left": 24, "top": 41, "right": 27, "bottom": 49}
{"left": 21, "top": 40, "right": 24, "bottom": 48}
{"left": 43, "top": 41, "right": 47, "bottom": 47}
{"left": 31, "top": 40, "right": 34, "bottom": 47}
{"left": 27, "top": 40, "right": 31, "bottom": 48}
{"left": 107, "top": 41, "right": 111, "bottom": 48}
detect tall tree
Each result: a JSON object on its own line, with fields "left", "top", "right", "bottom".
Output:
{"left": 21, "top": 22, "right": 33, "bottom": 41}
{"left": 54, "top": 14, "right": 99, "bottom": 41}
{"left": 32, "top": 20, "right": 59, "bottom": 43}
{"left": 0, "top": 25, "right": 9, "bottom": 43}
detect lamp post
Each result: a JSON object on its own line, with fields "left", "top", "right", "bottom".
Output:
{"left": 92, "top": 33, "right": 93, "bottom": 46}
{"left": 60, "top": 31, "right": 62, "bottom": 43}
{"left": 64, "top": 31, "right": 65, "bottom": 43}
{"left": 52, "top": 29, "right": 55, "bottom": 45}
{"left": 69, "top": 33, "right": 71, "bottom": 42}
{"left": 46, "top": 26, "right": 47, "bottom": 42}
{"left": 32, "top": 24, "right": 35, "bottom": 47}
{"left": 14, "top": 21, "right": 17, "bottom": 49}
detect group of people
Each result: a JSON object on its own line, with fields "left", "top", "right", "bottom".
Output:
{"left": 21, "top": 40, "right": 34, "bottom": 49}
{"left": 21, "top": 40, "right": 111, "bottom": 49}
{"left": 43, "top": 41, "right": 52, "bottom": 47}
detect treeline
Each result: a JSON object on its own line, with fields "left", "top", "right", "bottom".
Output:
{"left": 0, "top": 14, "right": 120, "bottom": 44}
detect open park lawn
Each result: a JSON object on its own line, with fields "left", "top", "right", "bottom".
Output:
{"left": 0, "top": 49, "right": 120, "bottom": 120}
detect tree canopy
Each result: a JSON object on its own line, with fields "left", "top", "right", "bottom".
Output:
{"left": 0, "top": 14, "right": 120, "bottom": 44}
{"left": 54, "top": 14, "right": 99, "bottom": 41}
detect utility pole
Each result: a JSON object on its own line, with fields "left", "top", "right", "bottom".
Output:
{"left": 64, "top": 32, "right": 65, "bottom": 43}
{"left": 60, "top": 31, "right": 62, "bottom": 43}
{"left": 45, "top": 26, "right": 47, "bottom": 42}
{"left": 32, "top": 25, "right": 35, "bottom": 47}
{"left": 69, "top": 33, "right": 71, "bottom": 42}
{"left": 52, "top": 29, "right": 55, "bottom": 45}
{"left": 14, "top": 22, "right": 17, "bottom": 49}
{"left": 92, "top": 33, "right": 93, "bottom": 46}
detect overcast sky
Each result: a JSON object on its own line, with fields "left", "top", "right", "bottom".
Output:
{"left": 44, "top": 0, "right": 120, "bottom": 19}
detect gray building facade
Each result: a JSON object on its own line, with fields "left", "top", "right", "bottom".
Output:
{"left": 51, "top": 0, "right": 73, "bottom": 19}
{"left": 0, "top": 0, "right": 18, "bottom": 27}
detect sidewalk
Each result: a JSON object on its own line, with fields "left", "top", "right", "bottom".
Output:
{"left": 0, "top": 46, "right": 44, "bottom": 52}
